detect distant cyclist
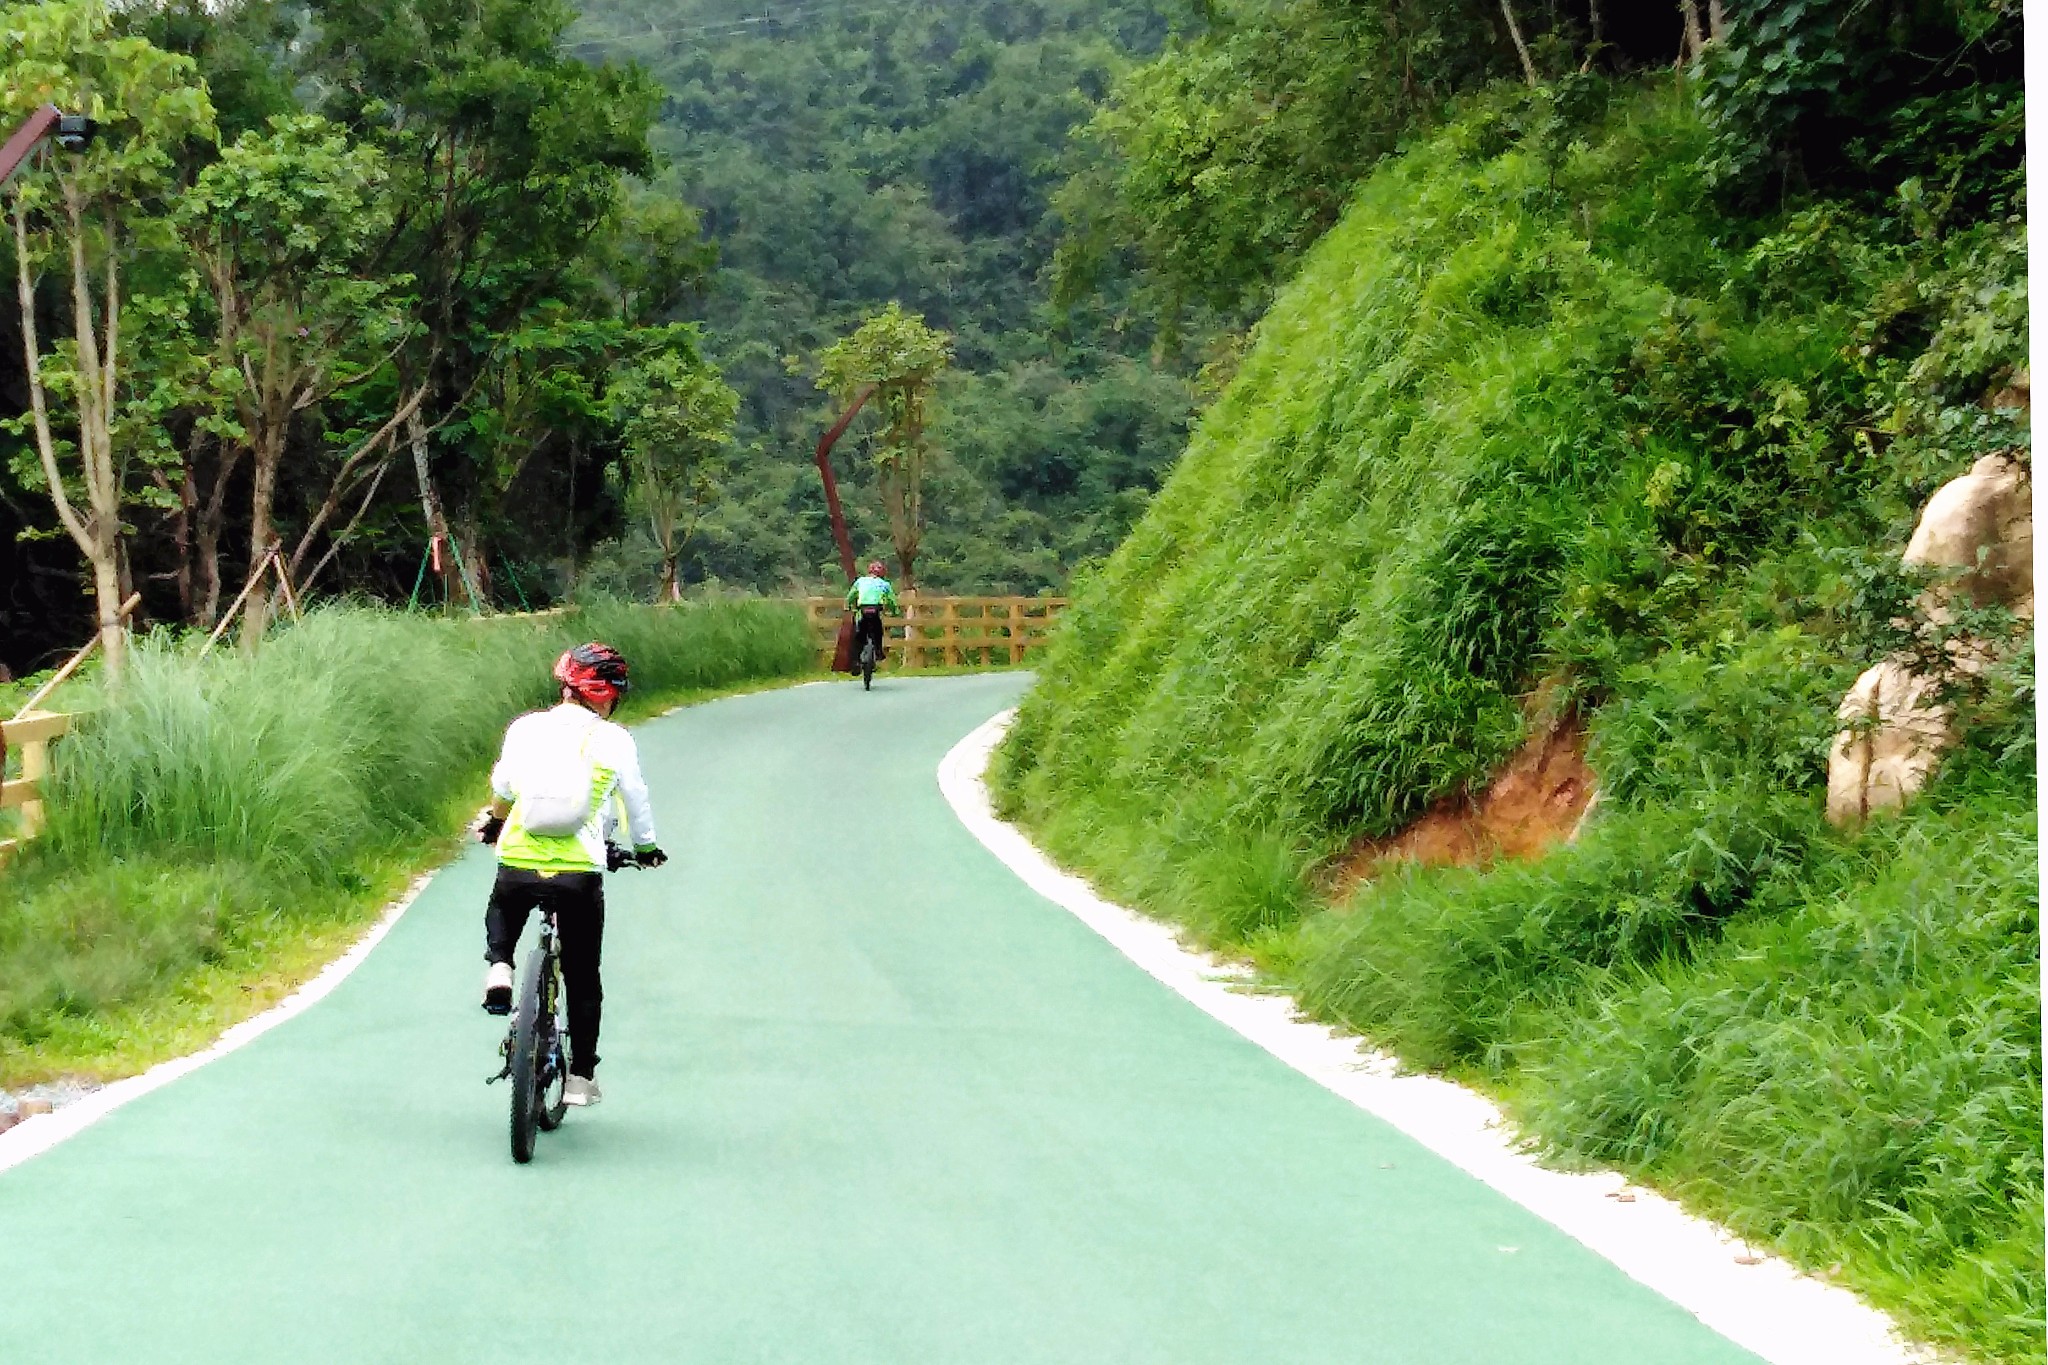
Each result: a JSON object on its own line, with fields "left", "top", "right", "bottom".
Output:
{"left": 476, "top": 642, "right": 666, "bottom": 1108}
{"left": 845, "top": 558, "right": 899, "bottom": 670}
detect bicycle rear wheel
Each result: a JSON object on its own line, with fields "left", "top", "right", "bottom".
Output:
{"left": 508, "top": 946, "right": 549, "bottom": 1163}
{"left": 535, "top": 1009, "right": 569, "bottom": 1132}
{"left": 860, "top": 638, "right": 875, "bottom": 690}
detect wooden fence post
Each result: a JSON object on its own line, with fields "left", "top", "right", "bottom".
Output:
{"left": 18, "top": 727, "right": 47, "bottom": 838}
{"left": 1, "top": 710, "right": 73, "bottom": 859}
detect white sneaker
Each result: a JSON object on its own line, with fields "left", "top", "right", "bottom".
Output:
{"left": 564, "top": 1076, "right": 602, "bottom": 1107}
{"left": 481, "top": 961, "right": 513, "bottom": 1015}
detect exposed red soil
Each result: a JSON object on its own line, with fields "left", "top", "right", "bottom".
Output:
{"left": 1326, "top": 713, "right": 1595, "bottom": 896}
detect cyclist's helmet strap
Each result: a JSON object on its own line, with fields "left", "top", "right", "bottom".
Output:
{"left": 554, "top": 641, "right": 630, "bottom": 708}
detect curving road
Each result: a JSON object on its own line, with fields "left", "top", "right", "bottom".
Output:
{"left": 0, "top": 675, "right": 1759, "bottom": 1364}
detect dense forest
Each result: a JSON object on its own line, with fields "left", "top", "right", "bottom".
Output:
{"left": 2, "top": 0, "right": 682, "bottom": 674}
{"left": 12, "top": 1, "right": 2017, "bottom": 667}
{"left": 0, "top": 0, "right": 1199, "bottom": 677}
{"left": 567, "top": 0, "right": 1194, "bottom": 597}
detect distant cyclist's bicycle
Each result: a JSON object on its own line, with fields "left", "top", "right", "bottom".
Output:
{"left": 489, "top": 842, "right": 640, "bottom": 1164}
{"left": 856, "top": 604, "right": 883, "bottom": 690}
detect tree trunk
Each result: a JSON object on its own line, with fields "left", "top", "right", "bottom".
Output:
{"left": 289, "top": 383, "right": 427, "bottom": 585}
{"left": 1498, "top": 0, "right": 1538, "bottom": 85}
{"left": 649, "top": 493, "right": 680, "bottom": 605}
{"left": 814, "top": 384, "right": 875, "bottom": 582}
{"left": 170, "top": 454, "right": 196, "bottom": 621}
{"left": 72, "top": 190, "right": 127, "bottom": 675}
{"left": 1678, "top": 0, "right": 1707, "bottom": 60}
{"left": 195, "top": 445, "right": 239, "bottom": 627}
{"left": 241, "top": 428, "right": 284, "bottom": 650}
{"left": 457, "top": 509, "right": 492, "bottom": 608}
{"left": 299, "top": 454, "right": 394, "bottom": 598}
{"left": 408, "top": 407, "right": 482, "bottom": 611}
{"left": 10, "top": 189, "right": 126, "bottom": 673}
{"left": 90, "top": 550, "right": 124, "bottom": 671}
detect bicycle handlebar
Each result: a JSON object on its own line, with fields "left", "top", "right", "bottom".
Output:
{"left": 605, "top": 842, "right": 668, "bottom": 872}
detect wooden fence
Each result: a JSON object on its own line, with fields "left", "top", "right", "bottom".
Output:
{"left": 802, "top": 595, "right": 1068, "bottom": 671}
{"left": 0, "top": 710, "right": 72, "bottom": 861}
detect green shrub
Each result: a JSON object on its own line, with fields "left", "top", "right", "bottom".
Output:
{"left": 1518, "top": 794, "right": 2040, "bottom": 1362}
{"left": 1590, "top": 626, "right": 1855, "bottom": 806}
{"left": 1298, "top": 789, "right": 1826, "bottom": 1072}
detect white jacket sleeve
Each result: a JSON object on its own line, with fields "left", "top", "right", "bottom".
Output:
{"left": 490, "top": 715, "right": 528, "bottom": 803}
{"left": 602, "top": 723, "right": 659, "bottom": 849}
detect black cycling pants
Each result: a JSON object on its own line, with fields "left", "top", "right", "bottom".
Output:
{"left": 854, "top": 606, "right": 886, "bottom": 659}
{"left": 485, "top": 866, "right": 605, "bottom": 1079}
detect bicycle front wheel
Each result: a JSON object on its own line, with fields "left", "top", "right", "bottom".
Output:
{"left": 508, "top": 947, "right": 549, "bottom": 1163}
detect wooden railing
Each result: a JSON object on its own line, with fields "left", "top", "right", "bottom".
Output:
{"left": 802, "top": 595, "right": 1068, "bottom": 671}
{"left": 0, "top": 710, "right": 72, "bottom": 861}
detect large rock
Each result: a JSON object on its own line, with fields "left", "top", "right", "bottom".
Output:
{"left": 1903, "top": 452, "right": 2032, "bottom": 618}
{"left": 1826, "top": 658, "right": 1954, "bottom": 825}
{"left": 1825, "top": 451, "right": 2032, "bottom": 826}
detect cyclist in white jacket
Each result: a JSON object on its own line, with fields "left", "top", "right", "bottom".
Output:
{"left": 476, "top": 642, "right": 664, "bottom": 1107}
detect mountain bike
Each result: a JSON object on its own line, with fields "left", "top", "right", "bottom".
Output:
{"left": 857, "top": 605, "right": 882, "bottom": 690}
{"left": 489, "top": 843, "right": 640, "bottom": 1164}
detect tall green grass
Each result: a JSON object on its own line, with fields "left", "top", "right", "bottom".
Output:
{"left": 995, "top": 82, "right": 2038, "bottom": 1365}
{"left": 0, "top": 599, "right": 812, "bottom": 1065}
{"left": 1519, "top": 792, "right": 2041, "bottom": 1361}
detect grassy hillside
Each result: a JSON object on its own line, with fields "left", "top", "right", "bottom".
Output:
{"left": 994, "top": 84, "right": 2039, "bottom": 1363}
{"left": 1, "top": 600, "right": 813, "bottom": 1085}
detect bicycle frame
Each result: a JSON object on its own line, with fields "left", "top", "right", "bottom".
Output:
{"left": 489, "top": 909, "right": 564, "bottom": 1086}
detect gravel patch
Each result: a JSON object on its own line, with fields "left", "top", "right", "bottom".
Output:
{"left": 0, "top": 1078, "right": 103, "bottom": 1131}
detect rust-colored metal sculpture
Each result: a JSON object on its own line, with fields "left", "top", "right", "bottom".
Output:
{"left": 815, "top": 384, "right": 876, "bottom": 672}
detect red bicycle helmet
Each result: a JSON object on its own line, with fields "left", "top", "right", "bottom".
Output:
{"left": 554, "top": 641, "right": 630, "bottom": 709}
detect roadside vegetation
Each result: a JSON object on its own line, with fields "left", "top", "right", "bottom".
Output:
{"left": 996, "top": 5, "right": 2037, "bottom": 1361}
{"left": 0, "top": 0, "right": 2034, "bottom": 1357}
{"left": 0, "top": 599, "right": 812, "bottom": 1085}
{"left": 2, "top": 0, "right": 1192, "bottom": 677}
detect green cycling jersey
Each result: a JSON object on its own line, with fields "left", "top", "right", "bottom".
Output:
{"left": 846, "top": 574, "right": 899, "bottom": 611}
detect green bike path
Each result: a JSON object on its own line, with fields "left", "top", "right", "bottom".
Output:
{"left": 0, "top": 675, "right": 1759, "bottom": 1364}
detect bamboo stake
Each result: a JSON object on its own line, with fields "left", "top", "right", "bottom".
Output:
{"left": 270, "top": 545, "right": 302, "bottom": 621}
{"left": 202, "top": 544, "right": 279, "bottom": 655}
{"left": 9, "top": 591, "right": 140, "bottom": 721}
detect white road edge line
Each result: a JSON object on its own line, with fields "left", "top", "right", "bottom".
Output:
{"left": 0, "top": 871, "right": 434, "bottom": 1177}
{"left": 938, "top": 708, "right": 1941, "bottom": 1365}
